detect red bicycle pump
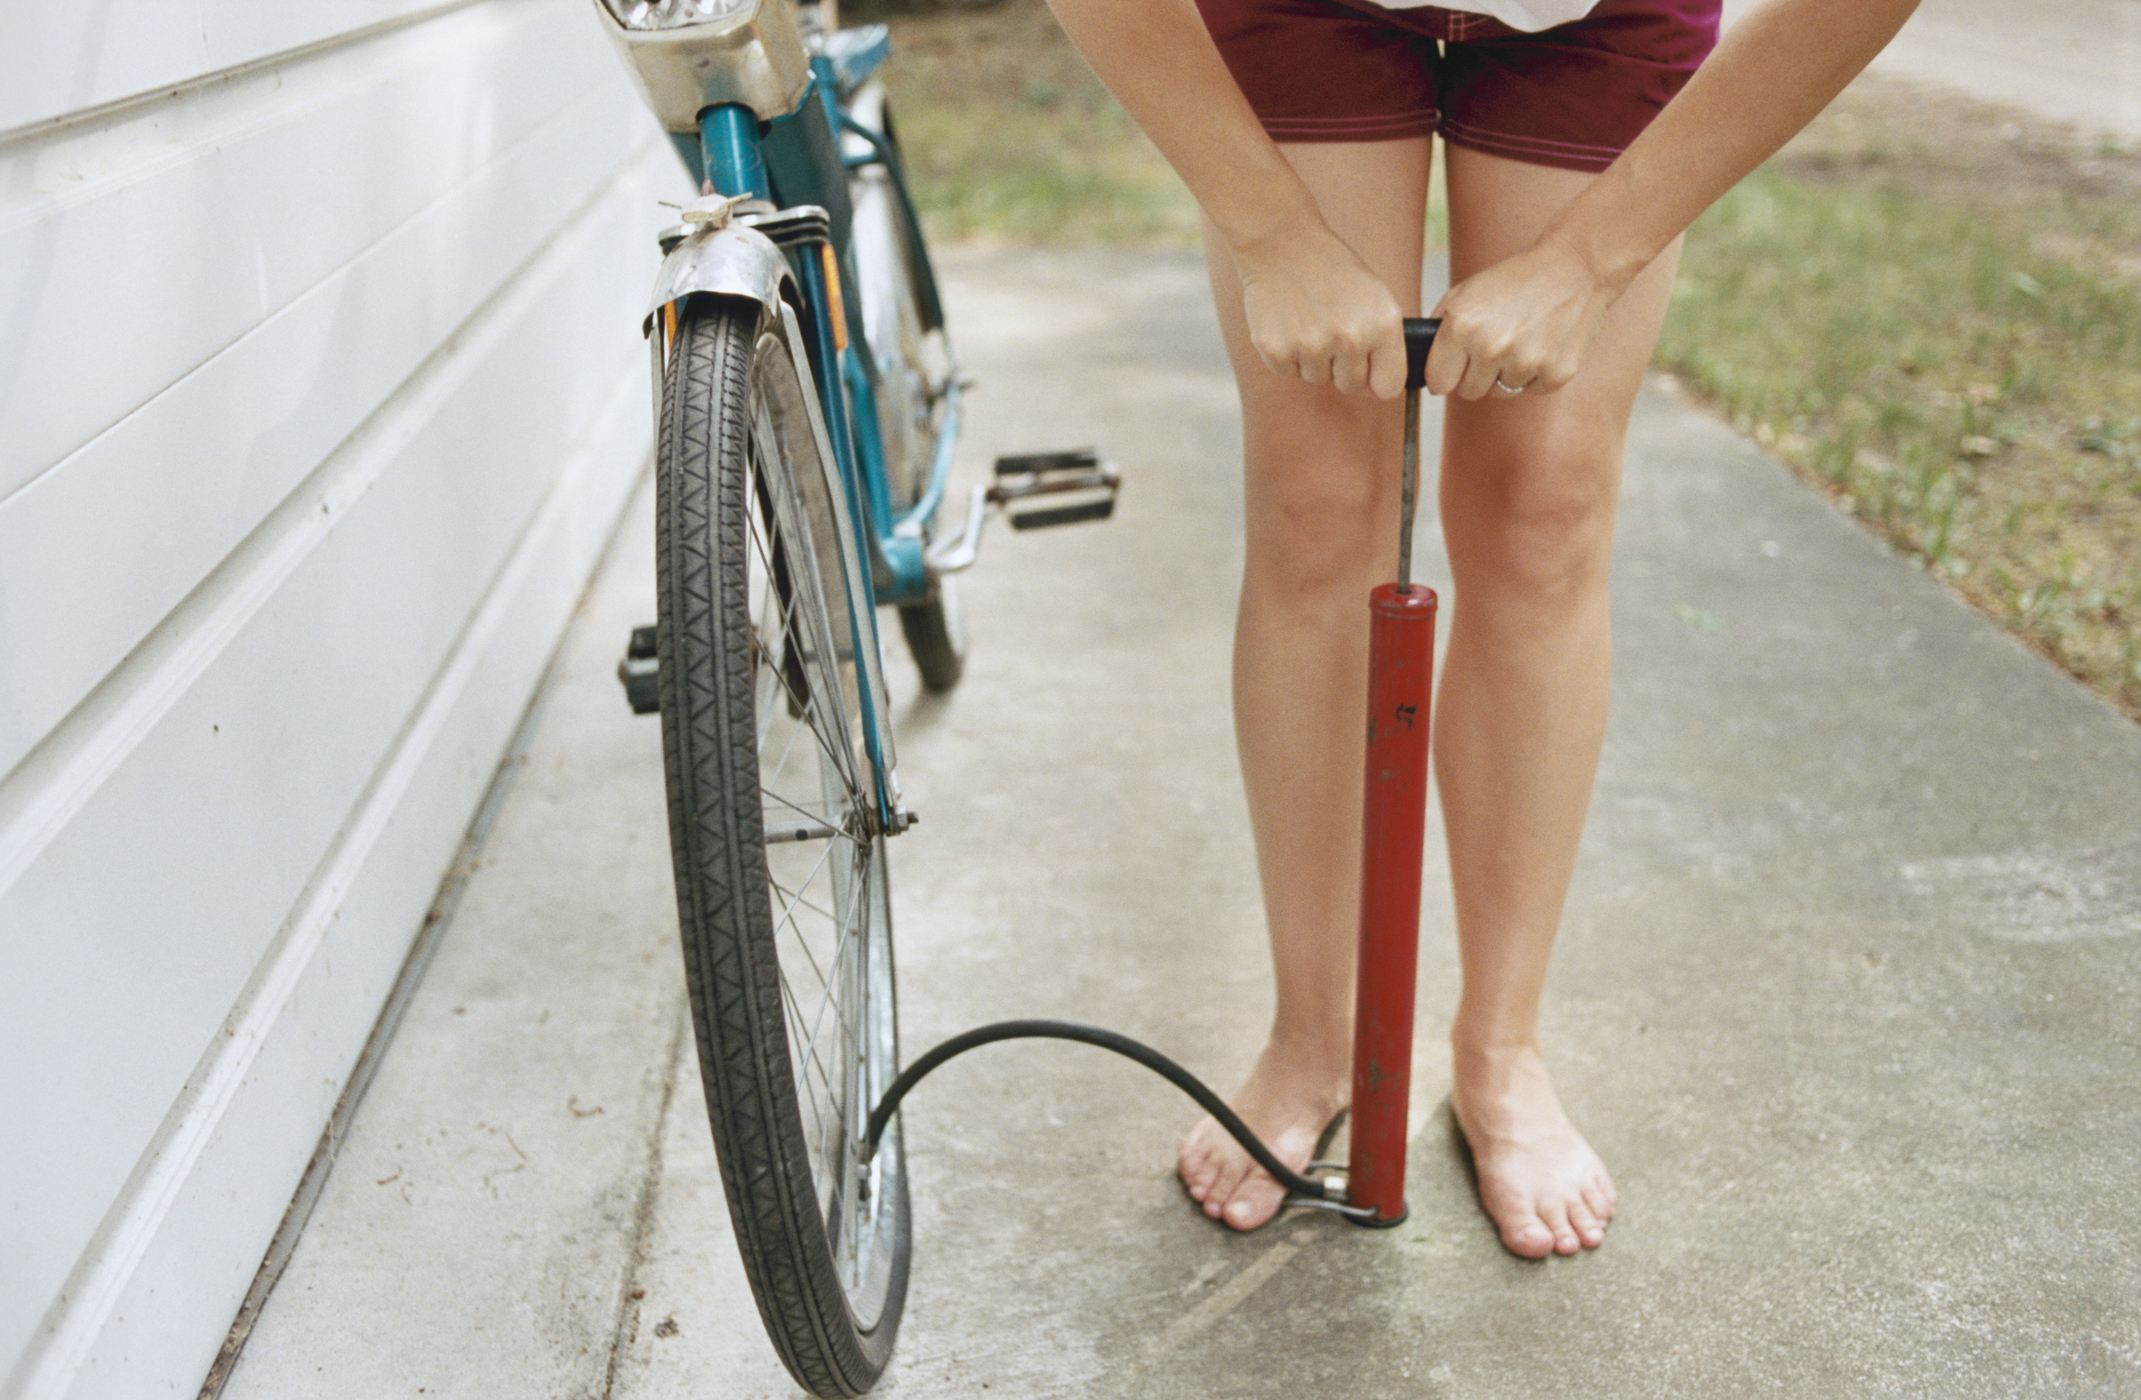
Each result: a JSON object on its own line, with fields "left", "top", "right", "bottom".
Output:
{"left": 860, "top": 321, "right": 1449, "bottom": 1234}
{"left": 1344, "top": 318, "right": 1440, "bottom": 1227}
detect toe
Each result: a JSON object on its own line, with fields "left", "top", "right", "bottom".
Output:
{"left": 1590, "top": 1163, "right": 1618, "bottom": 1215}
{"left": 1500, "top": 1209, "right": 1555, "bottom": 1259}
{"left": 1199, "top": 1149, "right": 1252, "bottom": 1219}
{"left": 1221, "top": 1175, "right": 1284, "bottom": 1232}
{"left": 1171, "top": 1050, "right": 1349, "bottom": 1233}
{"left": 1538, "top": 1201, "right": 1580, "bottom": 1255}
{"left": 1567, "top": 1197, "right": 1605, "bottom": 1249}
{"left": 1177, "top": 1122, "right": 1220, "bottom": 1201}
{"left": 1183, "top": 1163, "right": 1213, "bottom": 1204}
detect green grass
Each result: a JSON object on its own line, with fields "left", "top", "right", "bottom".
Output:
{"left": 1658, "top": 166, "right": 2141, "bottom": 721}
{"left": 879, "top": 2, "right": 1201, "bottom": 245}
{"left": 890, "top": 90, "right": 1202, "bottom": 244}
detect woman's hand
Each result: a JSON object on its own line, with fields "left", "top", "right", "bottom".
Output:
{"left": 1425, "top": 233, "right": 1621, "bottom": 401}
{"left": 1232, "top": 225, "right": 1410, "bottom": 400}
{"left": 1226, "top": 218, "right": 1623, "bottom": 405}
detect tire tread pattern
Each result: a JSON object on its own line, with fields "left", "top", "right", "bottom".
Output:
{"left": 655, "top": 303, "right": 908, "bottom": 1398}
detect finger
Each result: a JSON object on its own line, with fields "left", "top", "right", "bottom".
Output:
{"left": 1497, "top": 347, "right": 1553, "bottom": 396}
{"left": 1367, "top": 336, "right": 1406, "bottom": 400}
{"left": 1295, "top": 353, "right": 1333, "bottom": 388}
{"left": 1424, "top": 339, "right": 1466, "bottom": 398}
{"left": 1330, "top": 340, "right": 1370, "bottom": 396}
{"left": 1455, "top": 355, "right": 1502, "bottom": 402}
{"left": 1422, "top": 297, "right": 1461, "bottom": 396}
{"left": 1364, "top": 312, "right": 1409, "bottom": 399}
{"left": 1529, "top": 354, "right": 1580, "bottom": 395}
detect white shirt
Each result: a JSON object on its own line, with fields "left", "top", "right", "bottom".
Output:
{"left": 1378, "top": 0, "right": 1603, "bottom": 32}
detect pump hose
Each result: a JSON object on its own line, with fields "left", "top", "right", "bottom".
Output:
{"left": 861, "top": 1019, "right": 1375, "bottom": 1222}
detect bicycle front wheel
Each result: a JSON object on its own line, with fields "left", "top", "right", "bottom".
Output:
{"left": 655, "top": 297, "right": 909, "bottom": 1397}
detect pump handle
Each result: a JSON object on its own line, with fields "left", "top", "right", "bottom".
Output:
{"left": 1403, "top": 317, "right": 1440, "bottom": 392}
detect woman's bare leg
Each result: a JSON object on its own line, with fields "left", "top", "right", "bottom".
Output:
{"left": 1177, "top": 137, "right": 1433, "bottom": 1231}
{"left": 1435, "top": 144, "right": 1681, "bottom": 1257}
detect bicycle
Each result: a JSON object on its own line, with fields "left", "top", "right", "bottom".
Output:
{"left": 593, "top": 3, "right": 1118, "bottom": 1393}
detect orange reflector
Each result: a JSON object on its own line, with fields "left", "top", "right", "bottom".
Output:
{"left": 819, "top": 244, "right": 849, "bottom": 353}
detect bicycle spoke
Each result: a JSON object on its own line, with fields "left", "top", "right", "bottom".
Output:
{"left": 771, "top": 936, "right": 842, "bottom": 1140}
{"left": 755, "top": 622, "right": 858, "bottom": 802}
{"left": 769, "top": 858, "right": 874, "bottom": 1125}
{"left": 791, "top": 954, "right": 855, "bottom": 1110}
{"left": 775, "top": 944, "right": 861, "bottom": 1209}
{"left": 746, "top": 526, "right": 850, "bottom": 787}
{"left": 767, "top": 851, "right": 867, "bottom": 1096}
{"left": 778, "top": 981, "right": 831, "bottom": 1134}
{"left": 793, "top": 969, "right": 860, "bottom": 1104}
{"left": 790, "top": 891, "right": 873, "bottom": 1095}
{"left": 768, "top": 839, "right": 846, "bottom": 946}
{"left": 745, "top": 426, "right": 862, "bottom": 794}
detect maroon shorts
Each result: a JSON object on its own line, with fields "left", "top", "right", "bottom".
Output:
{"left": 1194, "top": 0, "right": 1721, "bottom": 172}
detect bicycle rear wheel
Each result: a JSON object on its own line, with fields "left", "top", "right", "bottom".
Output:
{"left": 655, "top": 296, "right": 908, "bottom": 1397}
{"left": 848, "top": 93, "right": 967, "bottom": 693}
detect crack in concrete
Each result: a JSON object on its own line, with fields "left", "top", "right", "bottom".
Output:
{"left": 599, "top": 997, "right": 689, "bottom": 1400}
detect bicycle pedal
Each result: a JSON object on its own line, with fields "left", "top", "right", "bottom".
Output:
{"left": 987, "top": 449, "right": 1121, "bottom": 531}
{"left": 1007, "top": 499, "right": 1115, "bottom": 531}
{"left": 993, "top": 449, "right": 1100, "bottom": 477}
{"left": 618, "top": 624, "right": 660, "bottom": 715}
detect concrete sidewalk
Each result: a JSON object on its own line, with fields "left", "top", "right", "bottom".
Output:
{"left": 1721, "top": 0, "right": 2141, "bottom": 145}
{"left": 220, "top": 246, "right": 2141, "bottom": 1400}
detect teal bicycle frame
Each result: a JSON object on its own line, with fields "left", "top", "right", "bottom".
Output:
{"left": 678, "top": 42, "right": 961, "bottom": 616}
{"left": 640, "top": 36, "right": 956, "bottom": 836}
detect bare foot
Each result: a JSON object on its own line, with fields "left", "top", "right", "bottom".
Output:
{"left": 1177, "top": 1038, "right": 1348, "bottom": 1232}
{"left": 1449, "top": 1040, "right": 1616, "bottom": 1258}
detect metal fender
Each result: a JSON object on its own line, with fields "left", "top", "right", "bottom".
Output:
{"left": 642, "top": 221, "right": 792, "bottom": 335}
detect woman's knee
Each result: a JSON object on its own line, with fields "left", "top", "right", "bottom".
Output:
{"left": 1242, "top": 396, "right": 1399, "bottom": 595}
{"left": 1245, "top": 484, "right": 1393, "bottom": 605}
{"left": 1444, "top": 431, "right": 1621, "bottom": 605}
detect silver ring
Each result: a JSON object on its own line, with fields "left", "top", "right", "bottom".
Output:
{"left": 1492, "top": 375, "right": 1526, "bottom": 397}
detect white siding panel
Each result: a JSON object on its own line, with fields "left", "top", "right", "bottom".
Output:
{"left": 0, "top": 1, "right": 487, "bottom": 137}
{"left": 0, "top": 147, "right": 661, "bottom": 1384}
{"left": 47, "top": 355, "right": 651, "bottom": 1400}
{"left": 0, "top": 79, "right": 656, "bottom": 776}
{"left": 0, "top": 0, "right": 620, "bottom": 500}
{"left": 0, "top": 0, "right": 685, "bottom": 1391}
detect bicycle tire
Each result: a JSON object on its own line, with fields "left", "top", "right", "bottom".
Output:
{"left": 896, "top": 581, "right": 965, "bottom": 693}
{"left": 655, "top": 297, "right": 909, "bottom": 1397}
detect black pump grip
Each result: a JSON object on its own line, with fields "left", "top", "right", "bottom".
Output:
{"left": 1404, "top": 317, "right": 1441, "bottom": 392}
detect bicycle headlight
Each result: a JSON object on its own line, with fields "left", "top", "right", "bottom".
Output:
{"left": 592, "top": 0, "right": 812, "bottom": 129}
{"left": 599, "top": 0, "right": 757, "bottom": 29}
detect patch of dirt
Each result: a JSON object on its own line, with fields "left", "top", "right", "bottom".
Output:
{"left": 1778, "top": 73, "right": 2141, "bottom": 279}
{"left": 1781, "top": 72, "right": 2141, "bottom": 203}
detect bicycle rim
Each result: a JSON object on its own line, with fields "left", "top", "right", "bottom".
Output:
{"left": 656, "top": 299, "right": 908, "bottom": 1396}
